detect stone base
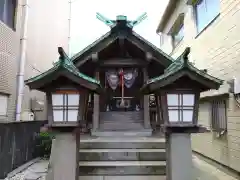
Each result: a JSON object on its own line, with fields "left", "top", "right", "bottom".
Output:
{"left": 91, "top": 129, "right": 152, "bottom": 137}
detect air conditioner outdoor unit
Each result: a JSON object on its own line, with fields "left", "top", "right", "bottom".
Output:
{"left": 21, "top": 111, "right": 34, "bottom": 121}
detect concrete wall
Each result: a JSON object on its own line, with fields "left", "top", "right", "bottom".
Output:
{"left": 22, "top": 0, "right": 69, "bottom": 120}
{"left": 159, "top": 0, "right": 240, "bottom": 172}
{"left": 0, "top": 0, "right": 69, "bottom": 121}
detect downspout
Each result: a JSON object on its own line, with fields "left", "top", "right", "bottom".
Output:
{"left": 16, "top": 0, "right": 29, "bottom": 121}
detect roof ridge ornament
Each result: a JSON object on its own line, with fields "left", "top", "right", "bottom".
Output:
{"left": 128, "top": 12, "right": 147, "bottom": 28}
{"left": 182, "top": 47, "right": 191, "bottom": 66}
{"left": 96, "top": 12, "right": 148, "bottom": 29}
{"left": 96, "top": 13, "right": 115, "bottom": 28}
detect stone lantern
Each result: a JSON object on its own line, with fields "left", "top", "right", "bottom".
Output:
{"left": 25, "top": 47, "right": 102, "bottom": 180}
{"left": 25, "top": 47, "right": 102, "bottom": 130}
{"left": 141, "top": 47, "right": 223, "bottom": 180}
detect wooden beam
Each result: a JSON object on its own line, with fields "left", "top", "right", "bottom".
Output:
{"left": 99, "top": 58, "right": 147, "bottom": 67}
{"left": 119, "top": 36, "right": 125, "bottom": 57}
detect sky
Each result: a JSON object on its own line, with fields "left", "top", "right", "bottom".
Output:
{"left": 69, "top": 0, "right": 169, "bottom": 56}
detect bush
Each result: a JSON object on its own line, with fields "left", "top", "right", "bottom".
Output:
{"left": 35, "top": 132, "right": 55, "bottom": 158}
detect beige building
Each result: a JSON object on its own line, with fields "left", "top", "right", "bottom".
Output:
{"left": 157, "top": 0, "right": 240, "bottom": 173}
{"left": 0, "top": 0, "right": 69, "bottom": 121}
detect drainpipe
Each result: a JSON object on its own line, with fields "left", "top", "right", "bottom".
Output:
{"left": 15, "top": 0, "right": 29, "bottom": 121}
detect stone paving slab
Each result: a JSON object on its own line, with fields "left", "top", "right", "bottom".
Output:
{"left": 4, "top": 155, "right": 239, "bottom": 180}
{"left": 4, "top": 159, "right": 48, "bottom": 180}
{"left": 192, "top": 155, "right": 239, "bottom": 180}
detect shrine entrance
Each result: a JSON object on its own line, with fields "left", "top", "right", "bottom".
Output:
{"left": 100, "top": 68, "right": 143, "bottom": 112}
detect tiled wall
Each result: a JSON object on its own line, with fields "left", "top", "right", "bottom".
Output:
{"left": 0, "top": 0, "right": 69, "bottom": 121}
{"left": 160, "top": 0, "right": 240, "bottom": 172}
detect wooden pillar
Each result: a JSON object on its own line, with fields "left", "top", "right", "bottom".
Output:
{"left": 155, "top": 94, "right": 162, "bottom": 129}
{"left": 143, "top": 67, "right": 151, "bottom": 128}
{"left": 92, "top": 70, "right": 100, "bottom": 131}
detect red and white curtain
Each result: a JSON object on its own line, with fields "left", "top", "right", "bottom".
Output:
{"left": 105, "top": 69, "right": 138, "bottom": 90}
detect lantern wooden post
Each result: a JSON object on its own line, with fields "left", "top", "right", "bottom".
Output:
{"left": 141, "top": 47, "right": 223, "bottom": 180}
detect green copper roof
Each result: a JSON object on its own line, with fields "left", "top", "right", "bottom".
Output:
{"left": 71, "top": 13, "right": 174, "bottom": 68}
{"left": 146, "top": 47, "right": 223, "bottom": 85}
{"left": 25, "top": 47, "right": 100, "bottom": 85}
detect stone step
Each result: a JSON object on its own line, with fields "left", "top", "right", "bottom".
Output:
{"left": 79, "top": 149, "right": 166, "bottom": 161}
{"left": 80, "top": 136, "right": 165, "bottom": 149}
{"left": 99, "top": 127, "right": 145, "bottom": 131}
{"left": 78, "top": 176, "right": 166, "bottom": 180}
{"left": 100, "top": 119, "right": 144, "bottom": 122}
{"left": 100, "top": 121, "right": 144, "bottom": 125}
{"left": 100, "top": 112, "right": 143, "bottom": 122}
{"left": 79, "top": 161, "right": 166, "bottom": 175}
{"left": 91, "top": 130, "right": 152, "bottom": 137}
{"left": 100, "top": 118, "right": 143, "bottom": 123}
{"left": 100, "top": 111, "right": 143, "bottom": 115}
{"left": 99, "top": 124, "right": 144, "bottom": 130}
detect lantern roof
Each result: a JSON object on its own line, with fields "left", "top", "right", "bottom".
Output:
{"left": 141, "top": 47, "right": 223, "bottom": 94}
{"left": 25, "top": 47, "right": 102, "bottom": 93}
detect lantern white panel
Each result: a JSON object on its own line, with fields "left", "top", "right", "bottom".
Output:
{"left": 183, "top": 110, "right": 193, "bottom": 122}
{"left": 67, "top": 110, "right": 78, "bottom": 122}
{"left": 183, "top": 94, "right": 195, "bottom": 106}
{"left": 68, "top": 94, "right": 79, "bottom": 106}
{"left": 53, "top": 110, "right": 64, "bottom": 121}
{"left": 167, "top": 94, "right": 178, "bottom": 106}
{"left": 168, "top": 110, "right": 179, "bottom": 122}
{"left": 52, "top": 94, "right": 63, "bottom": 106}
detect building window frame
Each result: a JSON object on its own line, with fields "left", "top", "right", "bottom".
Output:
{"left": 193, "top": 0, "right": 220, "bottom": 35}
{"left": 171, "top": 24, "right": 184, "bottom": 49}
{"left": 0, "top": 0, "right": 17, "bottom": 30}
{"left": 0, "top": 93, "right": 9, "bottom": 116}
{"left": 210, "top": 99, "right": 227, "bottom": 133}
{"left": 169, "top": 13, "right": 185, "bottom": 51}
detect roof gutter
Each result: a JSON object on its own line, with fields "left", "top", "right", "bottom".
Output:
{"left": 156, "top": 0, "right": 179, "bottom": 33}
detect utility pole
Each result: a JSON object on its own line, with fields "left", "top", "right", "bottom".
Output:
{"left": 68, "top": 0, "right": 72, "bottom": 56}
{"left": 68, "top": 0, "right": 82, "bottom": 56}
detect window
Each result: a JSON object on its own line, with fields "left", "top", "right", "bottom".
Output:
{"left": 172, "top": 24, "right": 184, "bottom": 48}
{"left": 195, "top": 0, "right": 220, "bottom": 33}
{"left": 210, "top": 99, "right": 227, "bottom": 132}
{"left": 0, "top": 0, "right": 17, "bottom": 29}
{"left": 0, "top": 94, "right": 8, "bottom": 116}
{"left": 167, "top": 93, "right": 195, "bottom": 122}
{"left": 52, "top": 93, "right": 80, "bottom": 122}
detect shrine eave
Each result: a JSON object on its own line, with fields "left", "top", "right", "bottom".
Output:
{"left": 141, "top": 47, "right": 223, "bottom": 94}
{"left": 25, "top": 47, "right": 102, "bottom": 94}
{"left": 71, "top": 29, "right": 174, "bottom": 68}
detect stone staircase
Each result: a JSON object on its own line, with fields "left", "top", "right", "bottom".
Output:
{"left": 92, "top": 111, "right": 152, "bottom": 137}
{"left": 79, "top": 136, "right": 166, "bottom": 180}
